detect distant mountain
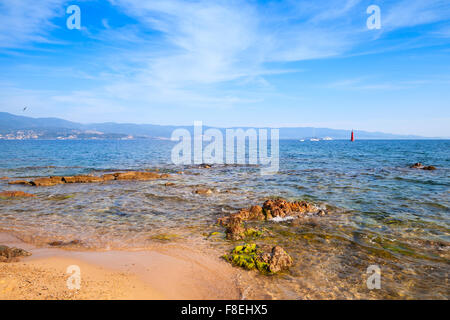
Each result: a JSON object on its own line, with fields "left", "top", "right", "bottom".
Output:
{"left": 0, "top": 112, "right": 429, "bottom": 140}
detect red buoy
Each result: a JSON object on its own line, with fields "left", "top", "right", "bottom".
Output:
{"left": 351, "top": 130, "right": 355, "bottom": 142}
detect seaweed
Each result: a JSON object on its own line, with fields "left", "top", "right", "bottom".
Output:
{"left": 222, "top": 243, "right": 270, "bottom": 273}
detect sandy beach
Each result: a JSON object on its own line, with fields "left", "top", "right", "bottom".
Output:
{"left": 0, "top": 232, "right": 245, "bottom": 300}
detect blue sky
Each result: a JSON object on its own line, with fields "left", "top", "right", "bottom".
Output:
{"left": 0, "top": 0, "right": 449, "bottom": 137}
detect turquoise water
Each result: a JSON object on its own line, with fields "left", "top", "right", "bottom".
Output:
{"left": 0, "top": 139, "right": 448, "bottom": 299}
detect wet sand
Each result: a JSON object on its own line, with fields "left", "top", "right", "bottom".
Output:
{"left": 0, "top": 233, "right": 245, "bottom": 300}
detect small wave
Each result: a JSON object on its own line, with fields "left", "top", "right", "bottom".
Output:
{"left": 270, "top": 216, "right": 296, "bottom": 222}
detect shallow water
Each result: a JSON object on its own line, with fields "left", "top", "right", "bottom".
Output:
{"left": 0, "top": 139, "right": 449, "bottom": 299}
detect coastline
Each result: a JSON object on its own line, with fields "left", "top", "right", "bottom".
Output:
{"left": 0, "top": 232, "right": 246, "bottom": 300}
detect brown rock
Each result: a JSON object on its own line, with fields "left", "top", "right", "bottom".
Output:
{"left": 0, "top": 191, "right": 36, "bottom": 198}
{"left": 262, "top": 199, "right": 319, "bottom": 218}
{"left": 101, "top": 174, "right": 116, "bottom": 181}
{"left": 249, "top": 205, "right": 265, "bottom": 220}
{"left": 160, "top": 174, "right": 171, "bottom": 178}
{"left": 62, "top": 175, "right": 103, "bottom": 183}
{"left": 8, "top": 180, "right": 31, "bottom": 186}
{"left": 259, "top": 246, "right": 293, "bottom": 273}
{"left": 30, "top": 177, "right": 63, "bottom": 187}
{"left": 114, "top": 171, "right": 161, "bottom": 181}
{"left": 410, "top": 163, "right": 437, "bottom": 170}
{"left": 0, "top": 177, "right": 9, "bottom": 180}
{"left": 226, "top": 219, "right": 246, "bottom": 240}
{"left": 0, "top": 245, "right": 31, "bottom": 262}
{"left": 217, "top": 199, "right": 325, "bottom": 241}
{"left": 164, "top": 182, "right": 175, "bottom": 187}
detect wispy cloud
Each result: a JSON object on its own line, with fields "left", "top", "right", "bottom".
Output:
{"left": 0, "top": 0, "right": 68, "bottom": 49}
{"left": 383, "top": 0, "right": 450, "bottom": 29}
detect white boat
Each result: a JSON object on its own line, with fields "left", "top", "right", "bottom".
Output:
{"left": 323, "top": 137, "right": 333, "bottom": 141}
{"left": 310, "top": 138, "right": 320, "bottom": 141}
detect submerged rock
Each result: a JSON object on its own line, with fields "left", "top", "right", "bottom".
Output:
{"left": 194, "top": 188, "right": 213, "bottom": 195}
{"left": 48, "top": 239, "right": 81, "bottom": 247}
{"left": 0, "top": 245, "right": 31, "bottom": 262}
{"left": 222, "top": 243, "right": 293, "bottom": 274}
{"left": 410, "top": 163, "right": 437, "bottom": 170}
{"left": 0, "top": 191, "right": 36, "bottom": 199}
{"left": 113, "top": 171, "right": 163, "bottom": 181}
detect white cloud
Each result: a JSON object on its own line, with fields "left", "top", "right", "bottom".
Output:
{"left": 383, "top": 0, "right": 450, "bottom": 29}
{"left": 0, "top": 0, "right": 68, "bottom": 48}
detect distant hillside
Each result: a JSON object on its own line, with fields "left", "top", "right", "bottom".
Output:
{"left": 0, "top": 112, "right": 428, "bottom": 140}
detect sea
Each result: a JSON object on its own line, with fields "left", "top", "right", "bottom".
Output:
{"left": 0, "top": 139, "right": 448, "bottom": 299}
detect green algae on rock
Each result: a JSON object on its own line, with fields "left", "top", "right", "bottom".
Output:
{"left": 222, "top": 243, "right": 293, "bottom": 274}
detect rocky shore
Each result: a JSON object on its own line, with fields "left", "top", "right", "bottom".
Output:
{"left": 7, "top": 171, "right": 170, "bottom": 187}
{"left": 217, "top": 199, "right": 328, "bottom": 274}
{"left": 0, "top": 169, "right": 331, "bottom": 284}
